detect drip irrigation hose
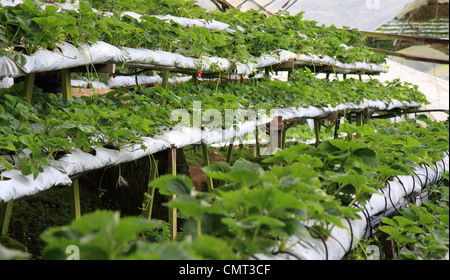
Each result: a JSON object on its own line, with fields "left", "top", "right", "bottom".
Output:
{"left": 353, "top": 202, "right": 372, "bottom": 239}
{"left": 412, "top": 170, "right": 424, "bottom": 187}
{"left": 378, "top": 188, "right": 389, "bottom": 217}
{"left": 272, "top": 250, "right": 302, "bottom": 260}
{"left": 328, "top": 234, "right": 348, "bottom": 259}
{"left": 387, "top": 181, "right": 402, "bottom": 216}
{"left": 303, "top": 225, "right": 329, "bottom": 260}
{"left": 343, "top": 217, "right": 354, "bottom": 259}
{"left": 410, "top": 174, "right": 417, "bottom": 205}
{"left": 424, "top": 163, "right": 430, "bottom": 187}
{"left": 394, "top": 175, "right": 410, "bottom": 204}
{"left": 362, "top": 205, "right": 373, "bottom": 239}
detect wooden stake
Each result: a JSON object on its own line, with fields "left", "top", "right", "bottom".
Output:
{"left": 0, "top": 200, "right": 13, "bottom": 236}
{"left": 355, "top": 112, "right": 364, "bottom": 139}
{"left": 142, "top": 158, "right": 159, "bottom": 220}
{"left": 255, "top": 126, "right": 260, "bottom": 157}
{"left": 314, "top": 119, "right": 321, "bottom": 148}
{"left": 382, "top": 231, "right": 396, "bottom": 259}
{"left": 334, "top": 114, "right": 341, "bottom": 139}
{"left": 202, "top": 145, "right": 214, "bottom": 192}
{"left": 23, "top": 73, "right": 35, "bottom": 103}
{"left": 167, "top": 147, "right": 177, "bottom": 240}
{"left": 161, "top": 71, "right": 169, "bottom": 106}
{"left": 61, "top": 68, "right": 72, "bottom": 100}
{"left": 70, "top": 180, "right": 81, "bottom": 220}
{"left": 192, "top": 73, "right": 198, "bottom": 86}
{"left": 226, "top": 138, "right": 234, "bottom": 165}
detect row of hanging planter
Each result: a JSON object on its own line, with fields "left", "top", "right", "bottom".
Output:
{"left": 0, "top": 0, "right": 388, "bottom": 80}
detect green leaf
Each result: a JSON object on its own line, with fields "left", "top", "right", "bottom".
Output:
{"left": 244, "top": 215, "right": 286, "bottom": 227}
{"left": 378, "top": 225, "right": 400, "bottom": 240}
{"left": 19, "top": 135, "right": 34, "bottom": 146}
{"left": 438, "top": 215, "right": 449, "bottom": 227}
{"left": 352, "top": 148, "right": 378, "bottom": 168}
{"left": 166, "top": 177, "right": 192, "bottom": 195}
{"left": 0, "top": 156, "right": 13, "bottom": 171}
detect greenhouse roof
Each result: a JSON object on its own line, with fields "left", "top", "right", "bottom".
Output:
{"left": 201, "top": 0, "right": 417, "bottom": 31}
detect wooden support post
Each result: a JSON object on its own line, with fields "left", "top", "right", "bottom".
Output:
{"left": 162, "top": 71, "right": 169, "bottom": 89}
{"left": 23, "top": 73, "right": 35, "bottom": 103}
{"left": 0, "top": 200, "right": 14, "bottom": 236}
{"left": 255, "top": 127, "right": 260, "bottom": 157}
{"left": 161, "top": 71, "right": 169, "bottom": 106}
{"left": 334, "top": 113, "right": 341, "bottom": 139}
{"left": 192, "top": 73, "right": 198, "bottom": 86}
{"left": 61, "top": 68, "right": 72, "bottom": 100}
{"left": 265, "top": 116, "right": 283, "bottom": 155}
{"left": 281, "top": 124, "right": 287, "bottom": 150}
{"left": 70, "top": 180, "right": 81, "bottom": 220}
{"left": 355, "top": 111, "right": 364, "bottom": 139}
{"left": 265, "top": 68, "right": 271, "bottom": 78}
{"left": 202, "top": 145, "right": 214, "bottom": 192}
{"left": 356, "top": 112, "right": 364, "bottom": 126}
{"left": 167, "top": 147, "right": 177, "bottom": 240}
{"left": 142, "top": 158, "right": 159, "bottom": 220}
{"left": 314, "top": 119, "right": 321, "bottom": 148}
{"left": 382, "top": 231, "right": 396, "bottom": 259}
{"left": 275, "top": 116, "right": 283, "bottom": 150}
{"left": 226, "top": 139, "right": 234, "bottom": 165}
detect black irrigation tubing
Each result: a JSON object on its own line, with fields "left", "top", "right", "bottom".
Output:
{"left": 113, "top": 69, "right": 149, "bottom": 77}
{"left": 387, "top": 181, "right": 402, "bottom": 216}
{"left": 303, "top": 225, "right": 329, "bottom": 260}
{"left": 410, "top": 173, "right": 417, "bottom": 205}
{"left": 394, "top": 175, "right": 410, "bottom": 204}
{"left": 361, "top": 204, "right": 373, "bottom": 239}
{"left": 370, "top": 198, "right": 411, "bottom": 227}
{"left": 343, "top": 217, "right": 354, "bottom": 259}
{"left": 423, "top": 163, "right": 430, "bottom": 186}
{"left": 327, "top": 234, "right": 348, "bottom": 259}
{"left": 378, "top": 188, "right": 389, "bottom": 218}
{"left": 271, "top": 250, "right": 302, "bottom": 260}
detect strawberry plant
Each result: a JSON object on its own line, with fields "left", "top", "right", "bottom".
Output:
{"left": 378, "top": 173, "right": 449, "bottom": 259}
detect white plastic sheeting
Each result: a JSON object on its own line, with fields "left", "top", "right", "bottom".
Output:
{"left": 254, "top": 153, "right": 449, "bottom": 260}
{"left": 0, "top": 77, "right": 14, "bottom": 88}
{"left": 0, "top": 40, "right": 388, "bottom": 79}
{"left": 0, "top": 41, "right": 129, "bottom": 78}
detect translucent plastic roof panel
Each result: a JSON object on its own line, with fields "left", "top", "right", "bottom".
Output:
{"left": 221, "top": 0, "right": 416, "bottom": 31}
